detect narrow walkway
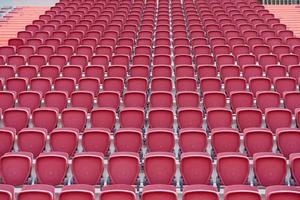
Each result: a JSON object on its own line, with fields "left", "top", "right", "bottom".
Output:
{"left": 0, "top": 6, "right": 48, "bottom": 46}
{"left": 265, "top": 5, "right": 300, "bottom": 37}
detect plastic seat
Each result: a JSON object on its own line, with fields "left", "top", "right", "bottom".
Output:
{"left": 265, "top": 108, "right": 292, "bottom": 133}
{"left": 54, "top": 77, "right": 76, "bottom": 96}
{"left": 207, "top": 108, "right": 232, "bottom": 130}
{"left": 219, "top": 65, "right": 240, "bottom": 82}
{"left": 176, "top": 77, "right": 197, "bottom": 92}
{"left": 150, "top": 77, "right": 172, "bottom": 91}
{"left": 142, "top": 185, "right": 177, "bottom": 200}
{"left": 256, "top": 91, "right": 280, "bottom": 113}
{"left": 32, "top": 107, "right": 59, "bottom": 132}
{"left": 84, "top": 65, "right": 105, "bottom": 84}
{"left": 127, "top": 77, "right": 148, "bottom": 92}
{"left": 178, "top": 108, "right": 203, "bottom": 129}
{"left": 132, "top": 55, "right": 150, "bottom": 66}
{"left": 242, "top": 65, "right": 263, "bottom": 82}
{"left": 195, "top": 55, "right": 214, "bottom": 65}
{"left": 101, "top": 184, "right": 136, "bottom": 200}
{"left": 175, "top": 65, "right": 194, "bottom": 78}
{"left": 182, "top": 185, "right": 218, "bottom": 200}
{"left": 224, "top": 185, "right": 261, "bottom": 200}
{"left": 62, "top": 65, "right": 83, "bottom": 83}
{"left": 0, "top": 91, "right": 16, "bottom": 111}
{"left": 290, "top": 153, "right": 300, "bottom": 186}
{"left": 230, "top": 91, "right": 254, "bottom": 113}
{"left": 49, "top": 55, "right": 67, "bottom": 67}
{"left": 202, "top": 91, "right": 226, "bottom": 111}
{"left": 78, "top": 77, "right": 100, "bottom": 96}
{"left": 44, "top": 91, "right": 68, "bottom": 113}
{"left": 146, "top": 128, "right": 175, "bottom": 152}
{"left": 217, "top": 153, "right": 249, "bottom": 185}
{"left": 90, "top": 108, "right": 116, "bottom": 131}
{"left": 258, "top": 54, "right": 278, "bottom": 70}
{"left": 174, "top": 55, "right": 193, "bottom": 66}
{"left": 274, "top": 77, "right": 297, "bottom": 98}
{"left": 18, "top": 184, "right": 55, "bottom": 200}
{"left": 108, "top": 152, "right": 139, "bottom": 185}
{"left": 37, "top": 45, "right": 55, "bottom": 59}
{"left": 252, "top": 45, "right": 271, "bottom": 58}
{"left": 49, "top": 128, "right": 78, "bottom": 156}
{"left": 180, "top": 152, "right": 212, "bottom": 185}
{"left": 152, "top": 65, "right": 172, "bottom": 78}
{"left": 265, "top": 185, "right": 300, "bottom": 200}
{"left": 17, "top": 65, "right": 38, "bottom": 81}
{"left": 200, "top": 78, "right": 222, "bottom": 93}
{"left": 144, "top": 152, "right": 176, "bottom": 184}
{"left": 61, "top": 108, "right": 87, "bottom": 132}
{"left": 0, "top": 46, "right": 15, "bottom": 61}
{"left": 276, "top": 128, "right": 300, "bottom": 157}
{"left": 97, "top": 91, "right": 120, "bottom": 111}
{"left": 107, "top": 65, "right": 127, "bottom": 79}
{"left": 17, "top": 46, "right": 35, "bottom": 59}
{"left": 82, "top": 128, "right": 110, "bottom": 155}
{"left": 28, "top": 55, "right": 47, "bottom": 68}
{"left": 59, "top": 184, "right": 95, "bottom": 200}
{"left": 211, "top": 128, "right": 240, "bottom": 154}
{"left": 176, "top": 92, "right": 200, "bottom": 108}
{"left": 72, "top": 152, "right": 104, "bottom": 185}
{"left": 179, "top": 128, "right": 207, "bottom": 152}
{"left": 216, "top": 55, "right": 235, "bottom": 69}
{"left": 70, "top": 91, "right": 94, "bottom": 113}
{"left": 7, "top": 55, "right": 26, "bottom": 67}
{"left": 224, "top": 77, "right": 247, "bottom": 96}
{"left": 265, "top": 65, "right": 286, "bottom": 83}
{"left": 114, "top": 128, "right": 142, "bottom": 153}
{"left": 249, "top": 77, "right": 272, "bottom": 95}
{"left": 119, "top": 108, "right": 144, "bottom": 129}
{"left": 3, "top": 108, "right": 30, "bottom": 133}
{"left": 40, "top": 65, "right": 60, "bottom": 82}
{"left": 288, "top": 65, "right": 300, "bottom": 83}
{"left": 6, "top": 77, "right": 28, "bottom": 95}
{"left": 35, "top": 152, "right": 68, "bottom": 186}
{"left": 0, "top": 65, "right": 15, "bottom": 81}
{"left": 237, "top": 54, "right": 256, "bottom": 67}
{"left": 30, "top": 77, "right": 52, "bottom": 97}
{"left": 236, "top": 108, "right": 262, "bottom": 131}
{"left": 148, "top": 108, "right": 174, "bottom": 129}
{"left": 284, "top": 91, "right": 300, "bottom": 113}
{"left": 91, "top": 55, "right": 109, "bottom": 71}
{"left": 0, "top": 128, "right": 15, "bottom": 157}
{"left": 253, "top": 152, "right": 286, "bottom": 186}
{"left": 150, "top": 91, "right": 173, "bottom": 108}
{"left": 0, "top": 184, "right": 14, "bottom": 200}
{"left": 103, "top": 77, "right": 124, "bottom": 94}
{"left": 280, "top": 54, "right": 299, "bottom": 67}
{"left": 17, "top": 128, "right": 47, "bottom": 158}
{"left": 243, "top": 127, "right": 274, "bottom": 157}
{"left": 0, "top": 152, "right": 33, "bottom": 185}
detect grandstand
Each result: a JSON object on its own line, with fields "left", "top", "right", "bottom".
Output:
{"left": 0, "top": 0, "right": 300, "bottom": 199}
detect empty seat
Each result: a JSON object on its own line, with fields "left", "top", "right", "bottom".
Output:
{"left": 224, "top": 185, "right": 261, "bottom": 200}
{"left": 61, "top": 108, "right": 87, "bottom": 132}
{"left": 17, "top": 128, "right": 47, "bottom": 158}
{"left": 90, "top": 108, "right": 115, "bottom": 131}
{"left": 82, "top": 128, "right": 110, "bottom": 155}
{"left": 253, "top": 152, "right": 286, "bottom": 186}
{"left": 97, "top": 91, "right": 120, "bottom": 111}
{"left": 146, "top": 128, "right": 175, "bottom": 152}
{"left": 70, "top": 91, "right": 94, "bottom": 113}
{"left": 72, "top": 152, "right": 104, "bottom": 185}
{"left": 224, "top": 77, "right": 247, "bottom": 96}
{"left": 276, "top": 128, "right": 300, "bottom": 157}
{"left": 6, "top": 77, "right": 28, "bottom": 95}
{"left": 230, "top": 91, "right": 254, "bottom": 113}
{"left": 50, "top": 128, "right": 78, "bottom": 156}
{"left": 148, "top": 108, "right": 174, "bottom": 129}
{"left": 179, "top": 128, "right": 207, "bottom": 152}
{"left": 119, "top": 108, "right": 145, "bottom": 129}
{"left": 18, "top": 184, "right": 55, "bottom": 200}
{"left": 206, "top": 108, "right": 232, "bottom": 130}
{"left": 249, "top": 77, "right": 272, "bottom": 95}
{"left": 243, "top": 128, "right": 273, "bottom": 157}
{"left": 127, "top": 77, "right": 148, "bottom": 92}
{"left": 44, "top": 91, "right": 68, "bottom": 113}
{"left": 103, "top": 77, "right": 124, "bottom": 94}
{"left": 0, "top": 128, "right": 15, "bottom": 157}
{"left": 242, "top": 65, "right": 263, "bottom": 82}
{"left": 211, "top": 128, "right": 240, "bottom": 154}
{"left": 176, "top": 92, "right": 200, "bottom": 108}
{"left": 265, "top": 185, "right": 300, "bottom": 200}
{"left": 0, "top": 91, "right": 16, "bottom": 111}
{"left": 108, "top": 152, "right": 139, "bottom": 185}
{"left": 101, "top": 184, "right": 136, "bottom": 200}
{"left": 178, "top": 108, "right": 203, "bottom": 129}
{"left": 144, "top": 152, "right": 176, "bottom": 184}
{"left": 18, "top": 91, "right": 42, "bottom": 112}
{"left": 256, "top": 91, "right": 281, "bottom": 113}
{"left": 182, "top": 185, "right": 218, "bottom": 200}
{"left": 217, "top": 153, "right": 249, "bottom": 185}
{"left": 284, "top": 91, "right": 300, "bottom": 113}
{"left": 114, "top": 128, "right": 142, "bottom": 153}
{"left": 290, "top": 153, "right": 300, "bottom": 186}
{"left": 3, "top": 108, "right": 30, "bottom": 133}
{"left": 142, "top": 185, "right": 177, "bottom": 200}
{"left": 274, "top": 77, "right": 297, "bottom": 97}
{"left": 236, "top": 108, "right": 262, "bottom": 131}
{"left": 265, "top": 108, "right": 292, "bottom": 133}
{"left": 59, "top": 184, "right": 95, "bottom": 200}
{"left": 150, "top": 77, "right": 172, "bottom": 91}
{"left": 54, "top": 77, "right": 76, "bottom": 96}
{"left": 0, "top": 152, "right": 33, "bottom": 185}
{"left": 180, "top": 152, "right": 212, "bottom": 185}
{"left": 32, "top": 107, "right": 59, "bottom": 132}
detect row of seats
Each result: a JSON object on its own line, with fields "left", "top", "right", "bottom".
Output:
{"left": 1, "top": 125, "right": 299, "bottom": 158}
{"left": 0, "top": 184, "right": 299, "bottom": 200}
{"left": 1, "top": 151, "right": 300, "bottom": 187}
